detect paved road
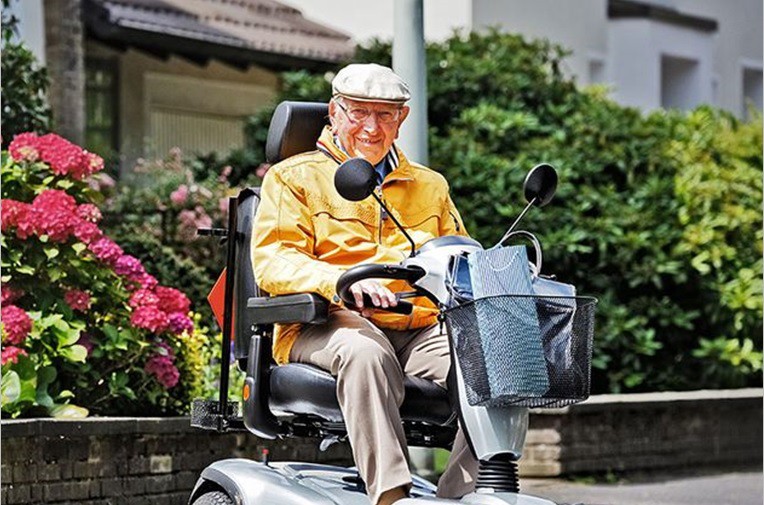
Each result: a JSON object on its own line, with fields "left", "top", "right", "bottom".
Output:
{"left": 522, "top": 470, "right": 763, "bottom": 505}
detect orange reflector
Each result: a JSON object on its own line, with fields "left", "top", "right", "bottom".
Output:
{"left": 243, "top": 383, "right": 251, "bottom": 401}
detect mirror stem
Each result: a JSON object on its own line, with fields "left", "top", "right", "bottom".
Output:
{"left": 496, "top": 197, "right": 538, "bottom": 247}
{"left": 371, "top": 193, "right": 417, "bottom": 257}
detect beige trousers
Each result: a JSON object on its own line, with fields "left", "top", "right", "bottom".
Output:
{"left": 289, "top": 309, "right": 478, "bottom": 505}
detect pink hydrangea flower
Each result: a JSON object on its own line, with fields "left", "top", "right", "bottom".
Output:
{"left": 134, "top": 274, "right": 158, "bottom": 291}
{"left": 8, "top": 133, "right": 104, "bottom": 180}
{"left": 130, "top": 306, "right": 170, "bottom": 333}
{"left": 32, "top": 189, "right": 77, "bottom": 211}
{"left": 1, "top": 285, "right": 24, "bottom": 306}
{"left": 114, "top": 255, "right": 145, "bottom": 280}
{"left": 144, "top": 342, "right": 179, "bottom": 388}
{"left": 8, "top": 133, "right": 41, "bottom": 162}
{"left": 1, "top": 305, "right": 32, "bottom": 345}
{"left": 64, "top": 289, "right": 91, "bottom": 312}
{"left": 76, "top": 204, "right": 102, "bottom": 223}
{"left": 170, "top": 185, "right": 189, "bottom": 205}
{"left": 88, "top": 237, "right": 123, "bottom": 265}
{"left": 32, "top": 207, "right": 80, "bottom": 242}
{"left": 77, "top": 151, "right": 105, "bottom": 179}
{"left": 167, "top": 312, "right": 194, "bottom": 335}
{"left": 154, "top": 287, "right": 191, "bottom": 314}
{"left": 25, "top": 190, "right": 80, "bottom": 242}
{"left": 1, "top": 199, "right": 30, "bottom": 234}
{"left": 38, "top": 134, "right": 84, "bottom": 177}
{"left": 1, "top": 346, "right": 28, "bottom": 365}
{"left": 73, "top": 221, "right": 103, "bottom": 245}
{"left": 129, "top": 289, "right": 160, "bottom": 308}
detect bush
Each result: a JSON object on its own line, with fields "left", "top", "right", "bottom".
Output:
{"left": 101, "top": 149, "right": 242, "bottom": 325}
{"left": 233, "top": 31, "right": 762, "bottom": 393}
{"left": 0, "top": 133, "right": 208, "bottom": 417}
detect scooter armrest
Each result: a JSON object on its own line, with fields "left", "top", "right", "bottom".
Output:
{"left": 247, "top": 293, "right": 329, "bottom": 325}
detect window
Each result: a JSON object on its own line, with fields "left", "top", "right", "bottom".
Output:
{"left": 742, "top": 66, "right": 763, "bottom": 119}
{"left": 148, "top": 108, "right": 246, "bottom": 158}
{"left": 588, "top": 53, "right": 606, "bottom": 85}
{"left": 85, "top": 59, "right": 119, "bottom": 158}
{"left": 661, "top": 54, "right": 701, "bottom": 111}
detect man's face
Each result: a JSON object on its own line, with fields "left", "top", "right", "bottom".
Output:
{"left": 329, "top": 97, "right": 410, "bottom": 165}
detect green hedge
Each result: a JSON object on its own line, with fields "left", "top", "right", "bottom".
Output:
{"left": 224, "top": 31, "right": 761, "bottom": 393}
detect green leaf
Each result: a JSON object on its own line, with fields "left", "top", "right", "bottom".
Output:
{"left": 61, "top": 345, "right": 88, "bottom": 363}
{"left": 49, "top": 404, "right": 89, "bottom": 418}
{"left": 37, "top": 366, "right": 57, "bottom": 386}
{"left": 49, "top": 267, "right": 64, "bottom": 281}
{"left": 72, "top": 243, "right": 86, "bottom": 254}
{"left": 44, "top": 246, "right": 59, "bottom": 260}
{"left": 52, "top": 319, "right": 83, "bottom": 347}
{"left": 1, "top": 371, "right": 21, "bottom": 405}
{"left": 16, "top": 265, "right": 36, "bottom": 275}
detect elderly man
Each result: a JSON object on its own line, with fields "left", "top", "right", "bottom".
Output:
{"left": 251, "top": 63, "right": 477, "bottom": 505}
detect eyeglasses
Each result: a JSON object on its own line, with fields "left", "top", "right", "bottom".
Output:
{"left": 334, "top": 99, "right": 403, "bottom": 125}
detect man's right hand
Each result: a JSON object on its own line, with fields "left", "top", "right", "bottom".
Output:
{"left": 348, "top": 279, "right": 398, "bottom": 318}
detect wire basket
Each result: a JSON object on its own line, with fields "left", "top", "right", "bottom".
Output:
{"left": 444, "top": 295, "right": 597, "bottom": 408}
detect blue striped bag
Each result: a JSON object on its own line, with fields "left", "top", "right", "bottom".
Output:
{"left": 464, "top": 245, "right": 550, "bottom": 402}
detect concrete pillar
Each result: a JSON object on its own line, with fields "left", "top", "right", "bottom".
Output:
{"left": 393, "top": 0, "right": 428, "bottom": 165}
{"left": 393, "top": 0, "right": 436, "bottom": 480}
{"left": 44, "top": 0, "right": 85, "bottom": 144}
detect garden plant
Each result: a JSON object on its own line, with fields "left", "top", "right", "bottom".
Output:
{"left": 0, "top": 133, "right": 209, "bottom": 417}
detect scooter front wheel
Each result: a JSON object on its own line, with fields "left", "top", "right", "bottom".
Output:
{"left": 191, "top": 490, "right": 234, "bottom": 505}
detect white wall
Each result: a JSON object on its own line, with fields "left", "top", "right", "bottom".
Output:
{"left": 471, "top": 0, "right": 608, "bottom": 84}
{"left": 4, "top": 0, "right": 46, "bottom": 63}
{"left": 671, "top": 0, "right": 763, "bottom": 115}
{"left": 279, "top": 0, "right": 471, "bottom": 43}
{"left": 608, "top": 18, "right": 714, "bottom": 111}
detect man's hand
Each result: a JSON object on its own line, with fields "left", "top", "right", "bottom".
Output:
{"left": 348, "top": 279, "right": 398, "bottom": 318}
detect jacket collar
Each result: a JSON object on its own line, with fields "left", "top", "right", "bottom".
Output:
{"left": 315, "top": 126, "right": 414, "bottom": 183}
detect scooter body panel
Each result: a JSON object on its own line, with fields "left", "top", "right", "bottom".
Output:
{"left": 190, "top": 459, "right": 558, "bottom": 505}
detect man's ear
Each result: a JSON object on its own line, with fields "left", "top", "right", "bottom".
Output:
{"left": 394, "top": 106, "right": 411, "bottom": 139}
{"left": 328, "top": 100, "right": 338, "bottom": 132}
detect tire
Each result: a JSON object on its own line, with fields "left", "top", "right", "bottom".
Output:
{"left": 192, "top": 490, "right": 235, "bottom": 505}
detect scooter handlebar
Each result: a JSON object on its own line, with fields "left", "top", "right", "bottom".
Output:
{"left": 336, "top": 264, "right": 425, "bottom": 315}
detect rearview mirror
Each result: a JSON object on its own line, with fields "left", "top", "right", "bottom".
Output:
{"left": 334, "top": 158, "right": 376, "bottom": 201}
{"left": 524, "top": 163, "right": 558, "bottom": 207}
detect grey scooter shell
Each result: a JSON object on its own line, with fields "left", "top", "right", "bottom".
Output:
{"left": 189, "top": 459, "right": 558, "bottom": 505}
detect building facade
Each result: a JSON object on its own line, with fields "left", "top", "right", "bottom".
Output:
{"left": 284, "top": 0, "right": 763, "bottom": 118}
{"left": 8, "top": 0, "right": 353, "bottom": 174}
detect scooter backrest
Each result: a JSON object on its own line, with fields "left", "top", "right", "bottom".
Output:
{"left": 265, "top": 101, "right": 328, "bottom": 163}
{"left": 233, "top": 187, "right": 262, "bottom": 361}
{"left": 233, "top": 101, "right": 329, "bottom": 360}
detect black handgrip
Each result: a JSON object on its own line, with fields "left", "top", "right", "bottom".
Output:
{"left": 336, "top": 264, "right": 425, "bottom": 315}
{"left": 360, "top": 293, "right": 413, "bottom": 315}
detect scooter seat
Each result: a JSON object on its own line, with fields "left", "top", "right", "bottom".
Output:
{"left": 269, "top": 363, "right": 453, "bottom": 425}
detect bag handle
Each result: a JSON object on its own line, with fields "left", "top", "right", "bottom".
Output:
{"left": 496, "top": 230, "right": 543, "bottom": 275}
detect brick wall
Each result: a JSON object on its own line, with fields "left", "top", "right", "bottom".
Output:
{"left": 520, "top": 388, "right": 763, "bottom": 476}
{"left": 2, "top": 389, "right": 761, "bottom": 503}
{"left": 1, "top": 418, "right": 352, "bottom": 505}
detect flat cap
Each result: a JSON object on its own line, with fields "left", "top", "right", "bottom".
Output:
{"left": 332, "top": 63, "right": 411, "bottom": 104}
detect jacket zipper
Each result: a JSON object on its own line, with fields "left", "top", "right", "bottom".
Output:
{"left": 376, "top": 185, "right": 385, "bottom": 244}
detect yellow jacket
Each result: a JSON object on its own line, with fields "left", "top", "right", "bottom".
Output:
{"left": 251, "top": 127, "right": 468, "bottom": 364}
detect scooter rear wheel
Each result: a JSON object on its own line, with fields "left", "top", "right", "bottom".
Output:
{"left": 192, "top": 490, "right": 234, "bottom": 505}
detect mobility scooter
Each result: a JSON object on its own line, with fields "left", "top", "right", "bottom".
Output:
{"left": 189, "top": 101, "right": 595, "bottom": 505}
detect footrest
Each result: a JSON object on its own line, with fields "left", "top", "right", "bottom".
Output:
{"left": 191, "top": 399, "right": 245, "bottom": 432}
